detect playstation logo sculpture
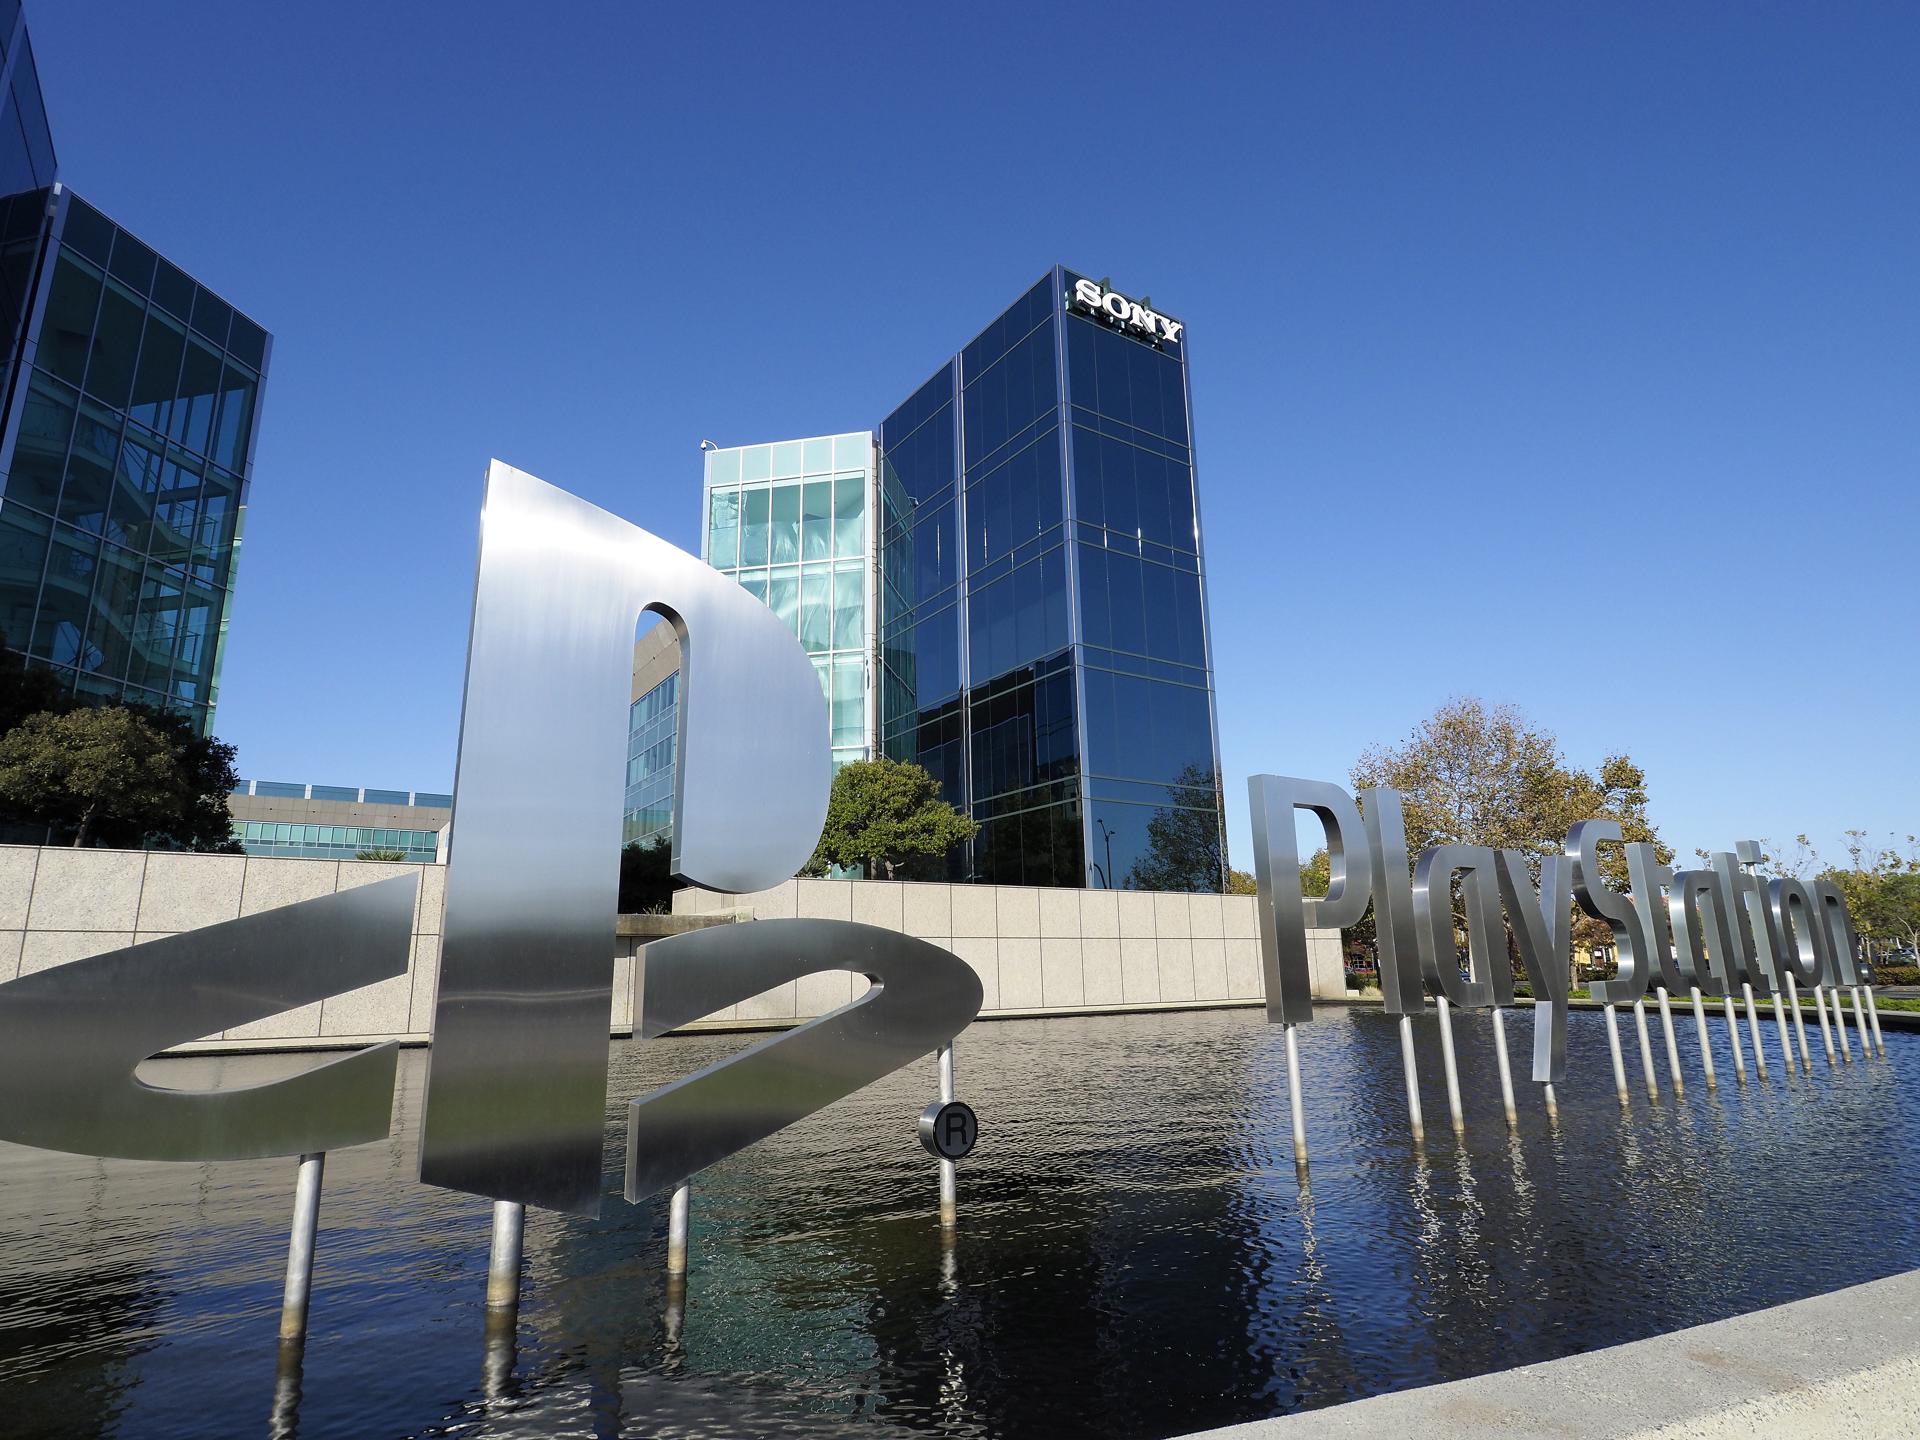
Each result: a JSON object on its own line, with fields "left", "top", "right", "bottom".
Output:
{"left": 0, "top": 462, "right": 984, "bottom": 1217}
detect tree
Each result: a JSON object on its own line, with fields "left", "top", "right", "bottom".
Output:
{"left": 0, "top": 706, "right": 240, "bottom": 850}
{"left": 1124, "top": 765, "right": 1228, "bottom": 892}
{"left": 1808, "top": 832, "right": 1920, "bottom": 963}
{"left": 1350, "top": 696, "right": 1670, "bottom": 977}
{"left": 805, "top": 757, "right": 977, "bottom": 880}
{"left": 117, "top": 703, "right": 243, "bottom": 851}
{"left": 1226, "top": 867, "right": 1258, "bottom": 895}
{"left": 620, "top": 835, "right": 674, "bottom": 913}
{"left": 356, "top": 848, "right": 409, "bottom": 862}
{"left": 0, "top": 637, "right": 65, "bottom": 736}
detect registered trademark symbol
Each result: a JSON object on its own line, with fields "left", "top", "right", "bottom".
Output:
{"left": 918, "top": 1100, "right": 977, "bottom": 1160}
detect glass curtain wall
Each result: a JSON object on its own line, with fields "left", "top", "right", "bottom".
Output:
{"left": 0, "top": 190, "right": 266, "bottom": 735}
{"left": 623, "top": 670, "right": 677, "bottom": 845}
{"left": 703, "top": 432, "right": 873, "bottom": 770}
{"left": 878, "top": 267, "right": 1224, "bottom": 890}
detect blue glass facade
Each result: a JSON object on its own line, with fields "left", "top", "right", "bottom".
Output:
{"left": 880, "top": 268, "right": 1224, "bottom": 890}
{"left": 0, "top": 3, "right": 267, "bottom": 737}
{"left": 623, "top": 669, "right": 677, "bottom": 845}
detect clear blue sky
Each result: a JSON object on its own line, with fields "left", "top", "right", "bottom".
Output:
{"left": 30, "top": 1, "right": 1919, "bottom": 869}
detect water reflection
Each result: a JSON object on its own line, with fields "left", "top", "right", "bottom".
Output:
{"left": 0, "top": 1008, "right": 1914, "bottom": 1438}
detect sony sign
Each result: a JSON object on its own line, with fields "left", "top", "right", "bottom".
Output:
{"left": 1071, "top": 277, "right": 1183, "bottom": 344}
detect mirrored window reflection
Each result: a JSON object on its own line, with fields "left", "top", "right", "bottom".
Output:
{"left": 801, "top": 480, "right": 831, "bottom": 562}
{"left": 739, "top": 487, "right": 769, "bottom": 566}
{"left": 769, "top": 483, "right": 800, "bottom": 564}
{"left": 706, "top": 487, "right": 738, "bottom": 566}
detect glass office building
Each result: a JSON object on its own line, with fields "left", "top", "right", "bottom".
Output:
{"left": 624, "top": 669, "right": 677, "bottom": 845}
{"left": 702, "top": 432, "right": 876, "bottom": 770}
{"left": 228, "top": 779, "right": 451, "bottom": 863}
{"left": 0, "top": 3, "right": 267, "bottom": 737}
{"left": 879, "top": 268, "right": 1224, "bottom": 890}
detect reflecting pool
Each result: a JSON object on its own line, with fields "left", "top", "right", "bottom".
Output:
{"left": 1, "top": 1005, "right": 1916, "bottom": 1439}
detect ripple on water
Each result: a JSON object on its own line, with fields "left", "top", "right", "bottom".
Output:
{"left": 0, "top": 1006, "right": 1916, "bottom": 1438}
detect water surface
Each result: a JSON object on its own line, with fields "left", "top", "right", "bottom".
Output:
{"left": 1, "top": 1005, "right": 1915, "bottom": 1439}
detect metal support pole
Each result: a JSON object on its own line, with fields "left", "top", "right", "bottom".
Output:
{"left": 1787, "top": 975, "right": 1812, "bottom": 1069}
{"left": 1398, "top": 1014, "right": 1424, "bottom": 1143}
{"left": 666, "top": 1183, "right": 691, "bottom": 1274}
{"left": 1832, "top": 985, "right": 1855, "bottom": 1062}
{"left": 1688, "top": 988, "right": 1717, "bottom": 1089}
{"left": 1865, "top": 985, "right": 1887, "bottom": 1058}
{"left": 1655, "top": 987, "right": 1685, "bottom": 1096}
{"left": 1772, "top": 990, "right": 1795, "bottom": 1075}
{"left": 1491, "top": 1006, "right": 1518, "bottom": 1128}
{"left": 486, "top": 1201, "right": 524, "bottom": 1311}
{"left": 1721, "top": 993, "right": 1747, "bottom": 1082}
{"left": 937, "top": 1042, "right": 958, "bottom": 1227}
{"left": 1633, "top": 997, "right": 1660, "bottom": 1100}
{"left": 1542, "top": 1082, "right": 1559, "bottom": 1122}
{"left": 1850, "top": 987, "right": 1869, "bottom": 1059}
{"left": 1812, "top": 984, "right": 1838, "bottom": 1065}
{"left": 1435, "top": 997, "right": 1465, "bottom": 1134}
{"left": 1283, "top": 1023, "right": 1309, "bottom": 1170}
{"left": 279, "top": 1152, "right": 325, "bottom": 1344}
{"left": 1742, "top": 985, "right": 1768, "bottom": 1081}
{"left": 1604, "top": 1004, "right": 1629, "bottom": 1104}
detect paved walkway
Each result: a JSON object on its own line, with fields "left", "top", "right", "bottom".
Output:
{"left": 1184, "top": 1269, "right": 1920, "bottom": 1438}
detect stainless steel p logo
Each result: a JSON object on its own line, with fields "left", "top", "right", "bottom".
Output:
{"left": 419, "top": 462, "right": 980, "bottom": 1215}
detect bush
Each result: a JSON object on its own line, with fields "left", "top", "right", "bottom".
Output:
{"left": 1870, "top": 963, "right": 1920, "bottom": 987}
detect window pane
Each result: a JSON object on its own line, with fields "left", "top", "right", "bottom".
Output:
{"left": 131, "top": 564, "right": 181, "bottom": 695}
{"left": 32, "top": 524, "right": 98, "bottom": 668}
{"left": 738, "top": 572, "right": 767, "bottom": 604}
{"left": 799, "top": 566, "right": 829, "bottom": 652}
{"left": 833, "top": 473, "right": 865, "bottom": 558}
{"left": 57, "top": 398, "right": 119, "bottom": 536}
{"left": 706, "top": 487, "right": 738, "bottom": 567}
{"left": 150, "top": 457, "right": 201, "bottom": 567}
{"left": 707, "top": 448, "right": 740, "bottom": 486}
{"left": 84, "top": 541, "right": 142, "bottom": 681}
{"left": 801, "top": 480, "right": 831, "bottom": 562}
{"left": 832, "top": 565, "right": 862, "bottom": 650}
{"left": 11, "top": 371, "right": 78, "bottom": 512}
{"left": 86, "top": 281, "right": 143, "bottom": 409}
{"left": 771, "top": 440, "right": 802, "bottom": 479}
{"left": 739, "top": 486, "right": 769, "bottom": 566}
{"left": 832, "top": 654, "right": 864, "bottom": 748}
{"left": 0, "top": 503, "right": 52, "bottom": 648}
{"left": 802, "top": 436, "right": 832, "bottom": 474}
{"left": 769, "top": 483, "right": 800, "bottom": 564}
{"left": 767, "top": 566, "right": 799, "bottom": 635}
{"left": 171, "top": 337, "right": 221, "bottom": 456}
{"left": 40, "top": 252, "right": 101, "bottom": 387}
{"left": 834, "top": 434, "right": 868, "bottom": 471}
{"left": 212, "top": 363, "right": 256, "bottom": 472}
{"left": 129, "top": 308, "right": 184, "bottom": 433}
{"left": 740, "top": 445, "right": 770, "bottom": 482}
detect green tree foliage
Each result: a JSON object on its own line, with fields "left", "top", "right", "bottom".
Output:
{"left": 355, "top": 848, "right": 410, "bottom": 862}
{"left": 1800, "top": 831, "right": 1920, "bottom": 964}
{"left": 1226, "top": 867, "right": 1258, "bottom": 895}
{"left": 0, "top": 706, "right": 240, "bottom": 851}
{"left": 805, "top": 757, "right": 977, "bottom": 880}
{"left": 1351, "top": 696, "right": 1669, "bottom": 964}
{"left": 0, "top": 634, "right": 242, "bottom": 851}
{"left": 620, "top": 835, "right": 674, "bottom": 913}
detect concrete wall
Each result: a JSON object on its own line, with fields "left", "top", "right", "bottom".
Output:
{"left": 0, "top": 845, "right": 1347, "bottom": 1052}
{"left": 0, "top": 844, "right": 459, "bottom": 1051}
{"left": 669, "top": 876, "right": 1348, "bottom": 1023}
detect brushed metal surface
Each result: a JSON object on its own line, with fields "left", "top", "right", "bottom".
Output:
{"left": 1411, "top": 843, "right": 1506, "bottom": 1008}
{"left": 624, "top": 920, "right": 982, "bottom": 1203}
{"left": 1668, "top": 869, "right": 1736, "bottom": 998}
{"left": 419, "top": 461, "right": 830, "bottom": 1216}
{"left": 1496, "top": 848, "right": 1571, "bottom": 1083}
{"left": 1360, "top": 787, "right": 1425, "bottom": 1018}
{"left": 0, "top": 876, "right": 414, "bottom": 1160}
{"left": 1768, "top": 877, "right": 1828, "bottom": 987}
{"left": 1249, "top": 775, "right": 1369, "bottom": 1026}
{"left": 1568, "top": 820, "right": 1655, "bottom": 1004}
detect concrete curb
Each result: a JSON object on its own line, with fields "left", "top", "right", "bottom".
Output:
{"left": 1180, "top": 1269, "right": 1920, "bottom": 1438}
